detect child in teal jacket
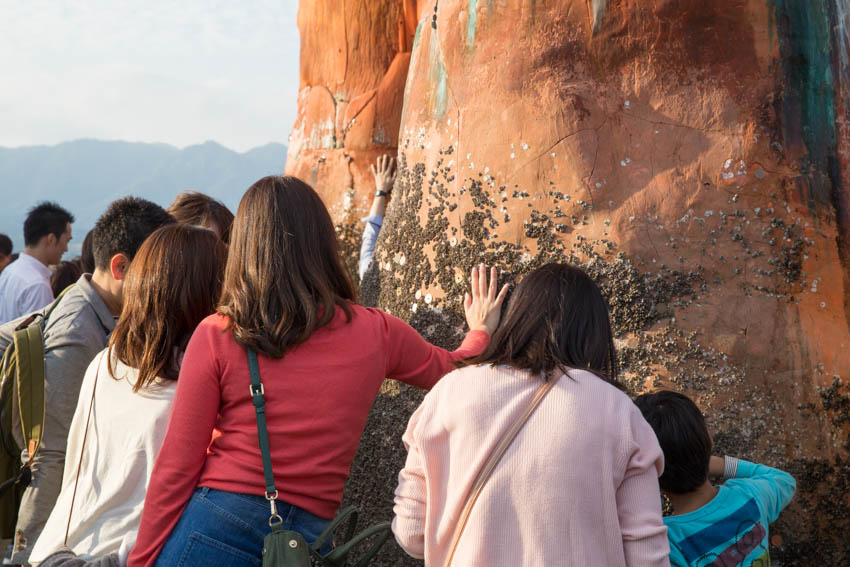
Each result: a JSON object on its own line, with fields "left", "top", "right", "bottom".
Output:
{"left": 635, "top": 391, "right": 796, "bottom": 566}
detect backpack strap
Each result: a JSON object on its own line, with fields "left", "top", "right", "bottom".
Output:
{"left": 14, "top": 325, "right": 45, "bottom": 463}
{"left": 13, "top": 284, "right": 75, "bottom": 463}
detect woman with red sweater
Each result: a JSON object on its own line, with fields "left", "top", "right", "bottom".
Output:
{"left": 128, "top": 176, "right": 507, "bottom": 567}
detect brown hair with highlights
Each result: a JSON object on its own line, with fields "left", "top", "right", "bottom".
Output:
{"left": 218, "top": 176, "right": 356, "bottom": 358}
{"left": 167, "top": 190, "right": 235, "bottom": 244}
{"left": 108, "top": 223, "right": 226, "bottom": 391}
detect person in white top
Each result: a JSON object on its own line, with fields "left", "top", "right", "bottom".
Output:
{"left": 0, "top": 202, "right": 74, "bottom": 324}
{"left": 30, "top": 224, "right": 226, "bottom": 566}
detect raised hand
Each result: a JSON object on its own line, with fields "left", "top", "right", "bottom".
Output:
{"left": 463, "top": 264, "right": 509, "bottom": 335}
{"left": 370, "top": 155, "right": 397, "bottom": 195}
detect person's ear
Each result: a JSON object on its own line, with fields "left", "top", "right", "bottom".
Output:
{"left": 44, "top": 233, "right": 58, "bottom": 248}
{"left": 109, "top": 253, "right": 130, "bottom": 281}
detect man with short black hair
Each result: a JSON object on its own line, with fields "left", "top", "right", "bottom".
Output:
{"left": 0, "top": 233, "right": 13, "bottom": 275}
{"left": 0, "top": 197, "right": 174, "bottom": 564}
{"left": 0, "top": 203, "right": 74, "bottom": 324}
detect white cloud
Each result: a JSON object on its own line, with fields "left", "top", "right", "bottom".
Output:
{"left": 0, "top": 0, "right": 301, "bottom": 151}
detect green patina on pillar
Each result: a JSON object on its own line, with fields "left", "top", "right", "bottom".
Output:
{"left": 428, "top": 25, "right": 448, "bottom": 120}
{"left": 467, "top": 0, "right": 477, "bottom": 50}
{"left": 772, "top": 0, "right": 838, "bottom": 209}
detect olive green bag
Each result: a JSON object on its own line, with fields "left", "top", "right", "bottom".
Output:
{"left": 246, "top": 347, "right": 392, "bottom": 567}
{"left": 0, "top": 286, "right": 74, "bottom": 538}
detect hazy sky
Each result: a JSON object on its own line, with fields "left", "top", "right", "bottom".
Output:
{"left": 0, "top": 0, "right": 301, "bottom": 152}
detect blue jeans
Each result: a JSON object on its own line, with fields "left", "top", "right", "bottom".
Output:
{"left": 154, "top": 487, "right": 332, "bottom": 567}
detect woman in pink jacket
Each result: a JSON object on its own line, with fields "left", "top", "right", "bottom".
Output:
{"left": 393, "top": 263, "right": 671, "bottom": 566}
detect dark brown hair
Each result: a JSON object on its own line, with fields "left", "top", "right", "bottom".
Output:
{"left": 218, "top": 176, "right": 356, "bottom": 358}
{"left": 168, "top": 190, "right": 235, "bottom": 244}
{"left": 50, "top": 260, "right": 82, "bottom": 297}
{"left": 108, "top": 224, "right": 226, "bottom": 391}
{"left": 468, "top": 263, "right": 620, "bottom": 385}
{"left": 634, "top": 390, "right": 712, "bottom": 494}
{"left": 80, "top": 230, "right": 95, "bottom": 273}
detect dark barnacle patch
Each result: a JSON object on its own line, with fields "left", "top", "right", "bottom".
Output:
{"left": 335, "top": 220, "right": 364, "bottom": 285}
{"left": 363, "top": 152, "right": 709, "bottom": 370}
{"left": 584, "top": 255, "right": 702, "bottom": 336}
{"left": 769, "top": 379, "right": 850, "bottom": 562}
{"left": 772, "top": 455, "right": 850, "bottom": 563}
{"left": 818, "top": 377, "right": 850, "bottom": 428}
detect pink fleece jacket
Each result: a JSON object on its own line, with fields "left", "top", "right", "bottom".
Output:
{"left": 393, "top": 365, "right": 671, "bottom": 566}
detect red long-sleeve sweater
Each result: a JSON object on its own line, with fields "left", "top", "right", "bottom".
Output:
{"left": 128, "top": 306, "right": 489, "bottom": 567}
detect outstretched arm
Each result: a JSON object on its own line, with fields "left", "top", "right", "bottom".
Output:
{"left": 384, "top": 265, "right": 508, "bottom": 389}
{"left": 358, "top": 155, "right": 396, "bottom": 280}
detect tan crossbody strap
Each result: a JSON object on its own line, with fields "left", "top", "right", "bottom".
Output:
{"left": 442, "top": 374, "right": 561, "bottom": 567}
{"left": 64, "top": 361, "right": 101, "bottom": 545}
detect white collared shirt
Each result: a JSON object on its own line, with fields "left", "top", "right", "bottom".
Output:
{"left": 0, "top": 252, "right": 54, "bottom": 324}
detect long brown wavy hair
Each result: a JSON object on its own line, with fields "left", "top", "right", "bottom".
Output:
{"left": 467, "top": 263, "right": 621, "bottom": 386}
{"left": 218, "top": 176, "right": 357, "bottom": 358}
{"left": 108, "top": 224, "right": 226, "bottom": 391}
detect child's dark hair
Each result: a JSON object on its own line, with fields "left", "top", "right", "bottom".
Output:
{"left": 634, "top": 390, "right": 712, "bottom": 494}
{"left": 466, "top": 263, "right": 620, "bottom": 386}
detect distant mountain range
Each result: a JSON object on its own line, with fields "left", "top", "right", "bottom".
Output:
{"left": 0, "top": 139, "right": 287, "bottom": 254}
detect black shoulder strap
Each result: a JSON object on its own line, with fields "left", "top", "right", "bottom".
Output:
{"left": 246, "top": 347, "right": 283, "bottom": 526}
